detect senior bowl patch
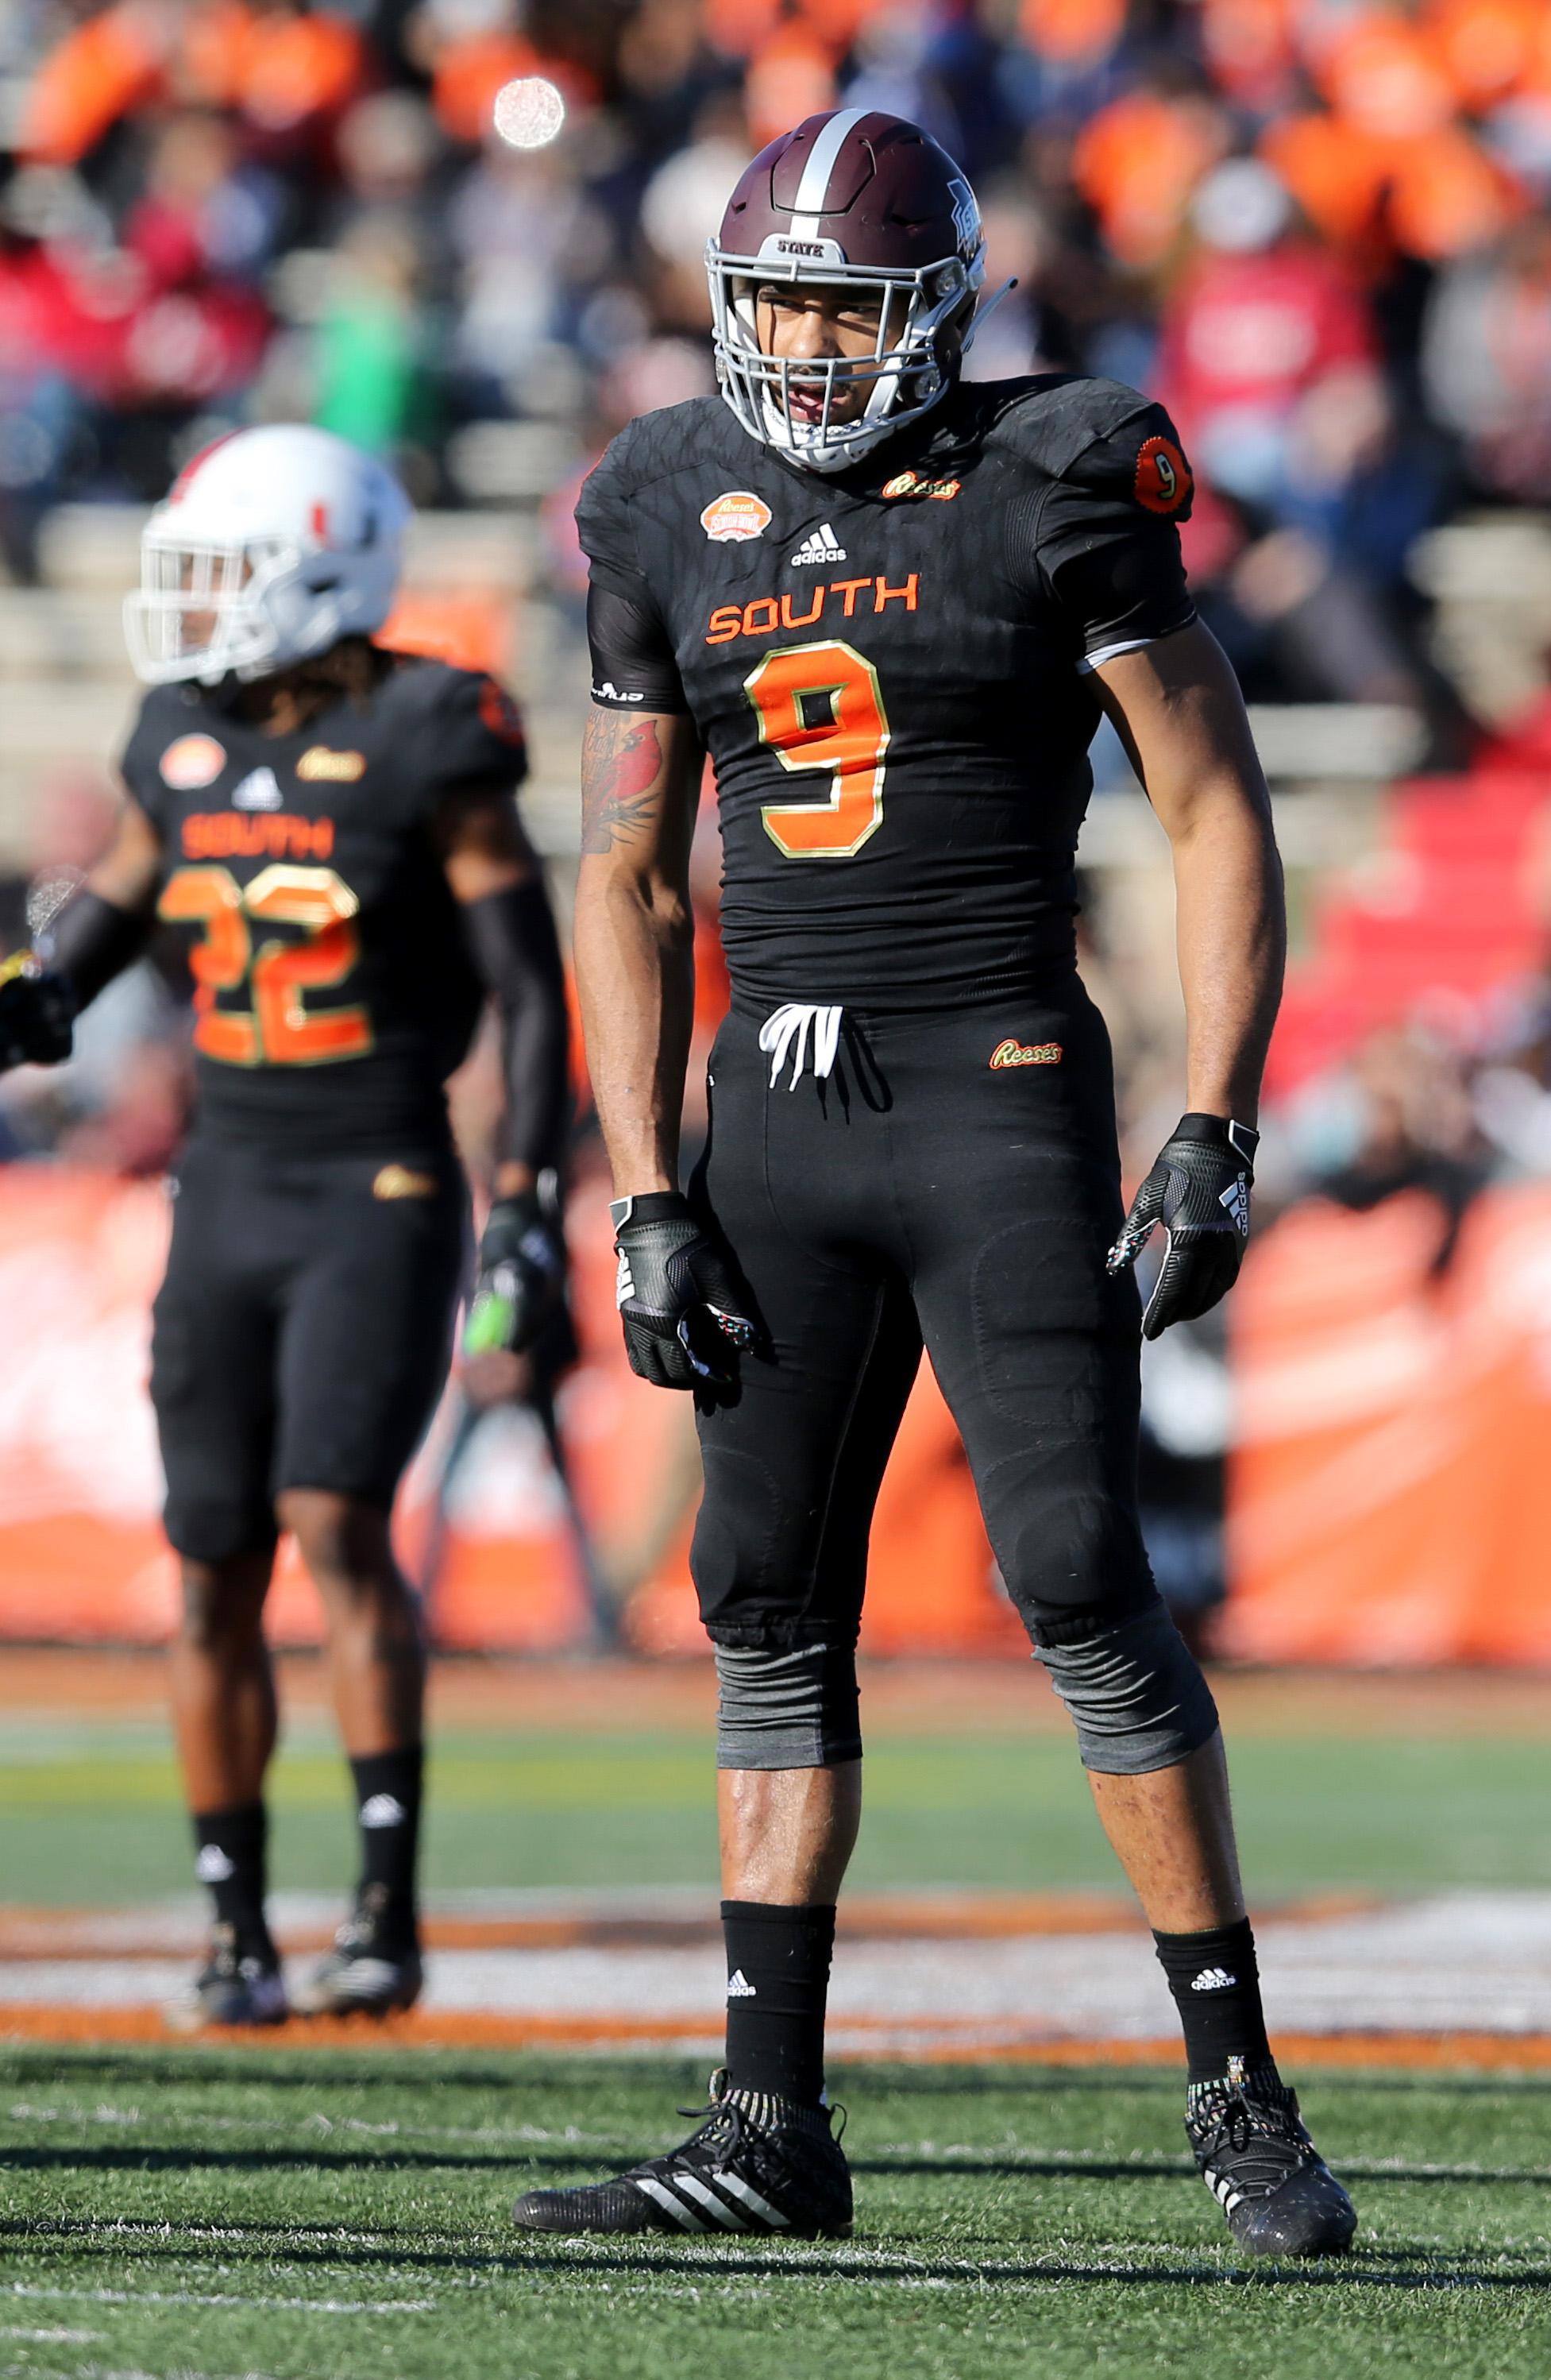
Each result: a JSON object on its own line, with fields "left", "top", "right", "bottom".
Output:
{"left": 297, "top": 745, "right": 366, "bottom": 782}
{"left": 990, "top": 1038, "right": 1063, "bottom": 1070}
{"left": 700, "top": 489, "right": 773, "bottom": 543}
{"left": 160, "top": 734, "right": 226, "bottom": 790}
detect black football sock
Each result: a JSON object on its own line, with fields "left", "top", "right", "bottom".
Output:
{"left": 192, "top": 1804, "right": 270, "bottom": 1954}
{"left": 1153, "top": 1916, "right": 1274, "bottom": 2084}
{"left": 721, "top": 1899, "right": 835, "bottom": 2109}
{"left": 348, "top": 1745, "right": 423, "bottom": 1944}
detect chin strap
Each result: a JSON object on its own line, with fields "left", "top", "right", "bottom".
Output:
{"left": 959, "top": 275, "right": 1018, "bottom": 359}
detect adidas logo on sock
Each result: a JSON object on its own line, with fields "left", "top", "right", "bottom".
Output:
{"left": 790, "top": 524, "right": 847, "bottom": 565}
{"left": 726, "top": 1969, "right": 758, "bottom": 1999}
{"left": 1190, "top": 1966, "right": 1238, "bottom": 1992}
{"left": 195, "top": 1845, "right": 236, "bottom": 1882}
{"left": 232, "top": 766, "right": 283, "bottom": 811}
{"left": 359, "top": 1794, "right": 407, "bottom": 1829}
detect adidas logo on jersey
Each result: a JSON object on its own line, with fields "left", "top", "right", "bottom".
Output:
{"left": 232, "top": 767, "right": 283, "bottom": 812}
{"left": 790, "top": 525, "right": 847, "bottom": 566}
{"left": 359, "top": 1794, "right": 407, "bottom": 1829}
{"left": 726, "top": 1969, "right": 758, "bottom": 1999}
{"left": 1191, "top": 1966, "right": 1239, "bottom": 1992}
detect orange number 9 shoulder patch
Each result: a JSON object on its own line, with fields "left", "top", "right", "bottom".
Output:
{"left": 1133, "top": 433, "right": 1193, "bottom": 518}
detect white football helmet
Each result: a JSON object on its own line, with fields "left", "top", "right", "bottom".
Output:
{"left": 124, "top": 425, "right": 411, "bottom": 686}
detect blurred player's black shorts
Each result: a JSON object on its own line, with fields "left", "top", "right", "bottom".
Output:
{"left": 151, "top": 1138, "right": 467, "bottom": 1562}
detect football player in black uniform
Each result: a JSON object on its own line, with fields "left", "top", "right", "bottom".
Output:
{"left": 0, "top": 426, "right": 569, "bottom": 2025}
{"left": 511, "top": 112, "right": 1356, "bottom": 2254}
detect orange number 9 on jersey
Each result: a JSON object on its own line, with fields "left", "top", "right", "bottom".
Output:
{"left": 158, "top": 861, "right": 372, "bottom": 1066}
{"left": 746, "top": 639, "right": 891, "bottom": 860}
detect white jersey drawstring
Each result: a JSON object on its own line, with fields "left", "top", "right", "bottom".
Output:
{"left": 758, "top": 1003, "right": 844, "bottom": 1089}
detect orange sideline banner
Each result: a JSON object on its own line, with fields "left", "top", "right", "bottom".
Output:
{"left": 1223, "top": 1180, "right": 1551, "bottom": 1664}
{"left": 0, "top": 1167, "right": 1018, "bottom": 1656}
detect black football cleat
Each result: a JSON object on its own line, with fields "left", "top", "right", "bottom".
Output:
{"left": 1186, "top": 2057, "right": 1357, "bottom": 2258}
{"left": 511, "top": 2072, "right": 852, "bottom": 2239}
{"left": 290, "top": 1884, "right": 422, "bottom": 2018}
{"left": 164, "top": 1923, "right": 287, "bottom": 2031}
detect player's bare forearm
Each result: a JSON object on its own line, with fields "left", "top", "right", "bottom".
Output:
{"left": 573, "top": 707, "right": 701, "bottom": 1193}
{"left": 1096, "top": 624, "right": 1285, "bottom": 1124}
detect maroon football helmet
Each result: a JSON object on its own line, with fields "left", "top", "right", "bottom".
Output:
{"left": 707, "top": 108, "right": 986, "bottom": 473}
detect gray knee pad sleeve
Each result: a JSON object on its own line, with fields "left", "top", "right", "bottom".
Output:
{"left": 714, "top": 1641, "right": 862, "bottom": 1770}
{"left": 1036, "top": 1602, "right": 1219, "bottom": 1774}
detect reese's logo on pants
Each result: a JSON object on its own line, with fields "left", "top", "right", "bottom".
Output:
{"left": 989, "top": 1039, "right": 1063, "bottom": 1070}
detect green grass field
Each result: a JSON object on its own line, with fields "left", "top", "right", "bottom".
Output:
{"left": 8, "top": 1682, "right": 1551, "bottom": 2376}
{"left": 6, "top": 1713, "right": 1551, "bottom": 1904}
{"left": 6, "top": 2046, "right": 1551, "bottom": 2380}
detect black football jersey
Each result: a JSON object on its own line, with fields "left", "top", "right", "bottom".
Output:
{"left": 120, "top": 655, "right": 528, "bottom": 1152}
{"left": 577, "top": 375, "right": 1197, "bottom": 1008}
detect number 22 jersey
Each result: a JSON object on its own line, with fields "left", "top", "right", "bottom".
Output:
{"left": 577, "top": 373, "right": 1197, "bottom": 1010}
{"left": 119, "top": 654, "right": 527, "bottom": 1152}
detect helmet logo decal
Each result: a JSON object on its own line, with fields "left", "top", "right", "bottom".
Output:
{"left": 1134, "top": 434, "right": 1193, "bottom": 517}
{"left": 160, "top": 735, "right": 226, "bottom": 790}
{"left": 310, "top": 500, "right": 330, "bottom": 540}
{"left": 701, "top": 490, "right": 774, "bottom": 543}
{"left": 947, "top": 174, "right": 980, "bottom": 257}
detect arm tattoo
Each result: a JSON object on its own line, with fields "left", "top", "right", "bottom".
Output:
{"left": 581, "top": 710, "right": 663, "bottom": 854}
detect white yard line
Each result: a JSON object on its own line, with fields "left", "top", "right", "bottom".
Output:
{"left": 6, "top": 2285, "right": 434, "bottom": 2316}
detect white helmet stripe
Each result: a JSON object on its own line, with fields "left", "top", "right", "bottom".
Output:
{"left": 789, "top": 106, "right": 870, "bottom": 234}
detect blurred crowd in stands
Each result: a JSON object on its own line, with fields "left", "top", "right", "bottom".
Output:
{"left": 2, "top": 0, "right": 1551, "bottom": 678}
{"left": 7, "top": 0, "right": 1551, "bottom": 1633}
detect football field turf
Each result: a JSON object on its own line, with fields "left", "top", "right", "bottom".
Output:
{"left": 6, "top": 2044, "right": 1551, "bottom": 2380}
{"left": 6, "top": 1660, "right": 1551, "bottom": 2374}
{"left": 9, "top": 1680, "right": 1551, "bottom": 1907}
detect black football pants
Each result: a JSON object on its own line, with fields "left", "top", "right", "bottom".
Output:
{"left": 689, "top": 973, "right": 1157, "bottom": 1651}
{"left": 151, "top": 1138, "right": 466, "bottom": 1563}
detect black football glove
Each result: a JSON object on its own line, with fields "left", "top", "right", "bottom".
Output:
{"left": 463, "top": 1176, "right": 568, "bottom": 1358}
{"left": 1106, "top": 1112, "right": 1259, "bottom": 1340}
{"left": 0, "top": 960, "right": 75, "bottom": 1074}
{"left": 612, "top": 1189, "right": 754, "bottom": 1390}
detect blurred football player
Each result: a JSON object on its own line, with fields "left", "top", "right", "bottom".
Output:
{"left": 515, "top": 112, "right": 1355, "bottom": 2256}
{"left": 0, "top": 426, "right": 569, "bottom": 2026}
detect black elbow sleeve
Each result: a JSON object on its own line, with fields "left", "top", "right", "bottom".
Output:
{"left": 44, "top": 890, "right": 152, "bottom": 1012}
{"left": 460, "top": 879, "right": 571, "bottom": 1176}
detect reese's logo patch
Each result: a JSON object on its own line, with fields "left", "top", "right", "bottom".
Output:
{"left": 989, "top": 1038, "right": 1063, "bottom": 1070}
{"left": 881, "top": 469, "right": 961, "bottom": 501}
{"left": 373, "top": 1164, "right": 441, "bottom": 1200}
{"left": 700, "top": 489, "right": 773, "bottom": 543}
{"left": 297, "top": 745, "right": 366, "bottom": 782}
{"left": 1133, "top": 433, "right": 1192, "bottom": 518}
